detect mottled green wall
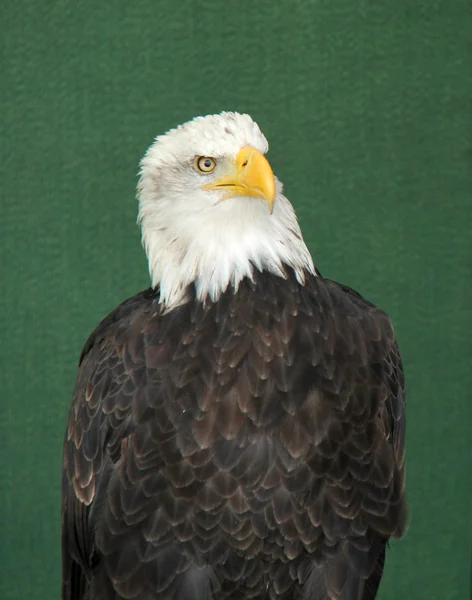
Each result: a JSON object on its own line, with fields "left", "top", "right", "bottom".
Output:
{"left": 1, "top": 2, "right": 471, "bottom": 598}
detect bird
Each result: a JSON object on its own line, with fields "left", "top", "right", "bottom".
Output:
{"left": 62, "top": 111, "right": 407, "bottom": 600}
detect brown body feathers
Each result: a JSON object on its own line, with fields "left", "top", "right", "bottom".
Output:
{"left": 62, "top": 268, "right": 406, "bottom": 600}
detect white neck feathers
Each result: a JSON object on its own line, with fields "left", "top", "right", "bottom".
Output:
{"left": 138, "top": 188, "right": 315, "bottom": 312}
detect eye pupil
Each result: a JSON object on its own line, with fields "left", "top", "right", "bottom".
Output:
{"left": 204, "top": 159, "right": 211, "bottom": 168}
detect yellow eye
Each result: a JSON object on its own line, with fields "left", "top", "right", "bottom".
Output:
{"left": 195, "top": 156, "right": 216, "bottom": 173}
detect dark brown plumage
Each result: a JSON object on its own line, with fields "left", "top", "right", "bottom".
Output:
{"left": 62, "top": 267, "right": 407, "bottom": 600}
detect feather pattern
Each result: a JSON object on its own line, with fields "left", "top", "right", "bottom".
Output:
{"left": 62, "top": 268, "right": 406, "bottom": 600}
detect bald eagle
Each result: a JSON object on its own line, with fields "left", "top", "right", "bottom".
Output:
{"left": 62, "top": 112, "right": 407, "bottom": 600}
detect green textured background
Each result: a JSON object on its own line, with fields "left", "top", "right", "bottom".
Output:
{"left": 1, "top": 2, "right": 471, "bottom": 599}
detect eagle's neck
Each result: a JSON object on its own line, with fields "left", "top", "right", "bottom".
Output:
{"left": 140, "top": 193, "right": 315, "bottom": 312}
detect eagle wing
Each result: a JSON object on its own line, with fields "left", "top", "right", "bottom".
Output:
{"left": 302, "top": 280, "right": 407, "bottom": 600}
{"left": 62, "top": 291, "right": 152, "bottom": 599}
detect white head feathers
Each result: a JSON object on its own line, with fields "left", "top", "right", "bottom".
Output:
{"left": 138, "top": 111, "right": 315, "bottom": 311}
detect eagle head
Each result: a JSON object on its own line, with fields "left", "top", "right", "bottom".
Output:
{"left": 138, "top": 112, "right": 314, "bottom": 311}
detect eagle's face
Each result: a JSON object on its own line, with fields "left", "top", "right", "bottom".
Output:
{"left": 139, "top": 112, "right": 276, "bottom": 219}
{"left": 137, "top": 112, "right": 313, "bottom": 311}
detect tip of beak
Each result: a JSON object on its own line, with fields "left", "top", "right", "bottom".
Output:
{"left": 237, "top": 147, "right": 276, "bottom": 214}
{"left": 262, "top": 176, "right": 276, "bottom": 214}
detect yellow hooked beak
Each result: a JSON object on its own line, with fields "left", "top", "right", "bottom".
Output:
{"left": 204, "top": 146, "right": 276, "bottom": 213}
